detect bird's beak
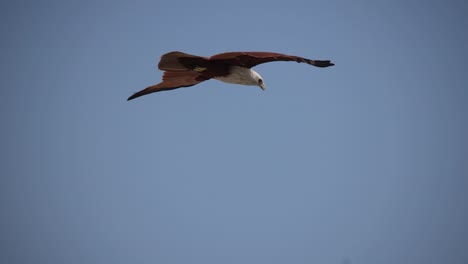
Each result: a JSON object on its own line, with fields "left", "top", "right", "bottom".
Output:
{"left": 259, "top": 83, "right": 266, "bottom": 91}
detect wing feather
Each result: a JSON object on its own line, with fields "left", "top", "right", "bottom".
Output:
{"left": 127, "top": 71, "right": 209, "bottom": 100}
{"left": 209, "top": 52, "right": 334, "bottom": 68}
{"left": 158, "top": 51, "right": 209, "bottom": 71}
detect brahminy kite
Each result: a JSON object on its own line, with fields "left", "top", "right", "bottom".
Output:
{"left": 127, "top": 51, "right": 334, "bottom": 100}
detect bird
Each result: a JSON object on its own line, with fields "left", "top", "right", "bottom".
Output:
{"left": 127, "top": 51, "right": 334, "bottom": 100}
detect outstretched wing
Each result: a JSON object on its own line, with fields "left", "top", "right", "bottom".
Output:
{"left": 127, "top": 71, "right": 210, "bottom": 101}
{"left": 209, "top": 52, "right": 334, "bottom": 69}
{"left": 158, "top": 51, "right": 209, "bottom": 71}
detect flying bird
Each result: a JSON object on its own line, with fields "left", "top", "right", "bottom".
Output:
{"left": 127, "top": 51, "right": 334, "bottom": 100}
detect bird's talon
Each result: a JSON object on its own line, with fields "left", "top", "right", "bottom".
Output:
{"left": 193, "top": 66, "right": 207, "bottom": 72}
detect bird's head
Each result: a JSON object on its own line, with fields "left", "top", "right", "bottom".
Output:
{"left": 250, "top": 69, "right": 266, "bottom": 91}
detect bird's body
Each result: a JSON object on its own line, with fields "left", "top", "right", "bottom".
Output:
{"left": 213, "top": 66, "right": 263, "bottom": 87}
{"left": 128, "top": 51, "right": 334, "bottom": 100}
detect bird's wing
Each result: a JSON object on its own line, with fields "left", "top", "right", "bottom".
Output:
{"left": 127, "top": 71, "right": 210, "bottom": 100}
{"left": 209, "top": 52, "right": 334, "bottom": 68}
{"left": 158, "top": 51, "right": 209, "bottom": 71}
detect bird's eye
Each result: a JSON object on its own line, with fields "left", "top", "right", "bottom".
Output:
{"left": 258, "top": 79, "right": 263, "bottom": 84}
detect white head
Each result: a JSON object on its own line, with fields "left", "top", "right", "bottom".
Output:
{"left": 249, "top": 69, "right": 266, "bottom": 90}
{"left": 214, "top": 66, "right": 266, "bottom": 90}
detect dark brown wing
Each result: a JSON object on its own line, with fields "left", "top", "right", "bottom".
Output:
{"left": 127, "top": 71, "right": 210, "bottom": 101}
{"left": 158, "top": 51, "right": 209, "bottom": 71}
{"left": 209, "top": 52, "right": 334, "bottom": 68}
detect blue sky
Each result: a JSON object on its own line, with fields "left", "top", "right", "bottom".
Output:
{"left": 1, "top": 1, "right": 467, "bottom": 264}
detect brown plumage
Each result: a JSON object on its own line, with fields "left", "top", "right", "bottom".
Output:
{"left": 128, "top": 51, "right": 334, "bottom": 101}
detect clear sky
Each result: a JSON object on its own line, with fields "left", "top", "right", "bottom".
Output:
{"left": 1, "top": 1, "right": 467, "bottom": 264}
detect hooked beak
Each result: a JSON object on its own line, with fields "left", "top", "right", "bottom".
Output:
{"left": 259, "top": 83, "right": 266, "bottom": 91}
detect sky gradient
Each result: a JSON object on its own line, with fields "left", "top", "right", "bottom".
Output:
{"left": 1, "top": 1, "right": 467, "bottom": 264}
